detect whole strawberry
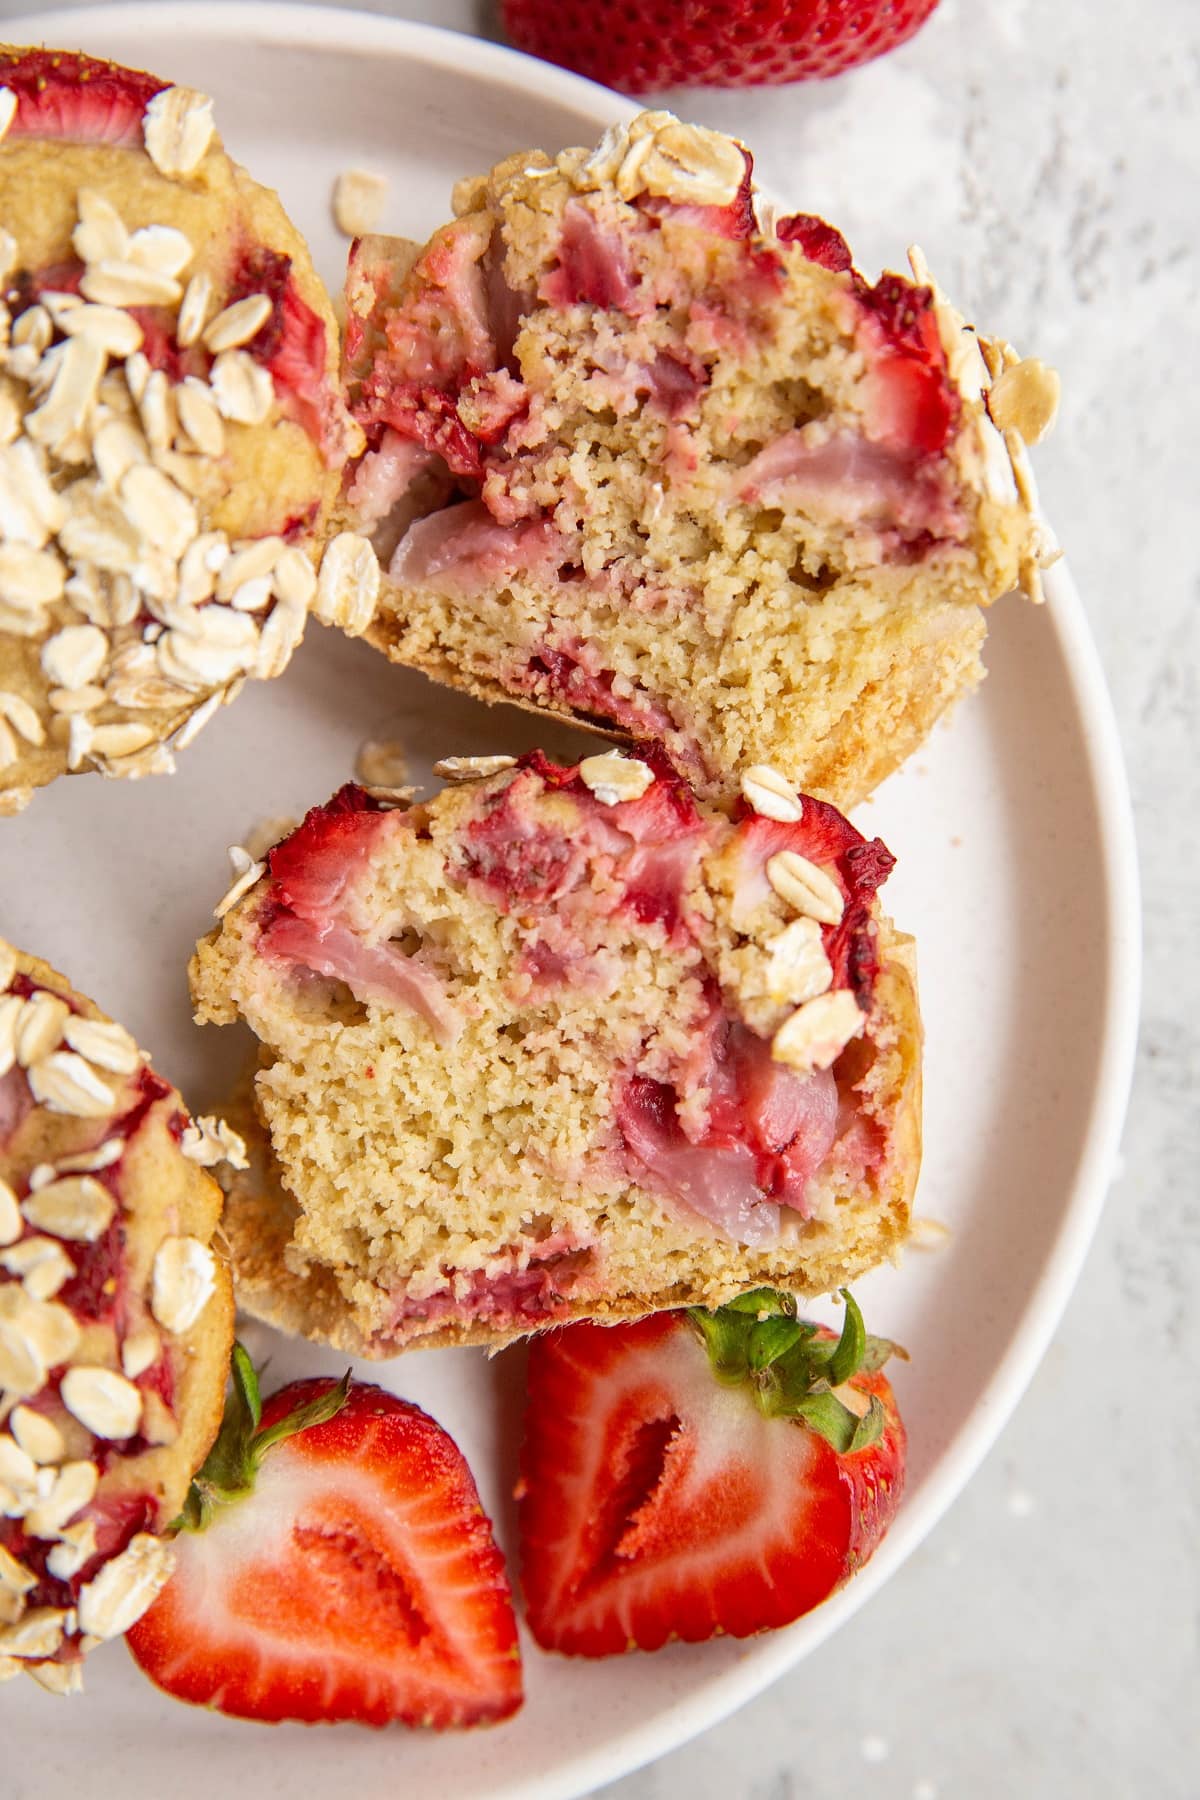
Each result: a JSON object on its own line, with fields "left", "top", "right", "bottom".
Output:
{"left": 501, "top": 0, "right": 941, "bottom": 92}
{"left": 127, "top": 1348, "right": 523, "bottom": 1726}
{"left": 518, "top": 1289, "right": 906, "bottom": 1655}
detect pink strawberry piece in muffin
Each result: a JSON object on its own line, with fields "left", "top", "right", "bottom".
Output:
{"left": 338, "top": 110, "right": 1059, "bottom": 808}
{"left": 191, "top": 747, "right": 921, "bottom": 1357}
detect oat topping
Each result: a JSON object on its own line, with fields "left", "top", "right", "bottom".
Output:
{"left": 142, "top": 86, "right": 215, "bottom": 179}
{"left": 209, "top": 349, "right": 273, "bottom": 425}
{"left": 355, "top": 737, "right": 410, "bottom": 789}
{"left": 15, "top": 992, "right": 70, "bottom": 1067}
{"left": 0, "top": 1543, "right": 35, "bottom": 1596}
{"left": 175, "top": 378, "right": 224, "bottom": 456}
{"left": 22, "top": 1175, "right": 116, "bottom": 1244}
{"left": 9, "top": 1406, "right": 65, "bottom": 1466}
{"left": 771, "top": 988, "right": 865, "bottom": 1075}
{"left": 0, "top": 1434, "right": 38, "bottom": 1497}
{"left": 80, "top": 259, "right": 182, "bottom": 310}
{"left": 0, "top": 689, "right": 44, "bottom": 748}
{"left": 332, "top": 168, "right": 389, "bottom": 238}
{"left": 120, "top": 1326, "right": 161, "bottom": 1382}
{"left": 434, "top": 754, "right": 517, "bottom": 782}
{"left": 179, "top": 1116, "right": 248, "bottom": 1171}
{"left": 60, "top": 1366, "right": 143, "bottom": 1441}
{"left": 764, "top": 916, "right": 834, "bottom": 1006}
{"left": 59, "top": 303, "right": 144, "bottom": 359}
{"left": 986, "top": 358, "right": 1061, "bottom": 446}
{"left": 313, "top": 530, "right": 380, "bottom": 637}
{"left": 60, "top": 1015, "right": 140, "bottom": 1074}
{"left": 214, "top": 844, "right": 265, "bottom": 919}
{"left": 77, "top": 1532, "right": 175, "bottom": 1640}
{"left": 202, "top": 294, "right": 273, "bottom": 354}
{"left": 26, "top": 1657, "right": 83, "bottom": 1695}
{"left": 574, "top": 111, "right": 747, "bottom": 209}
{"left": 150, "top": 1235, "right": 218, "bottom": 1334}
{"left": 578, "top": 750, "right": 655, "bottom": 806}
{"left": 0, "top": 1607, "right": 69, "bottom": 1659}
{"left": 28, "top": 1051, "right": 117, "bottom": 1119}
{"left": 765, "top": 850, "right": 844, "bottom": 925}
{"left": 740, "top": 764, "right": 804, "bottom": 824}
{"left": 0, "top": 1180, "right": 20, "bottom": 1246}
{"left": 24, "top": 1459, "right": 96, "bottom": 1538}
{"left": 64, "top": 1139, "right": 124, "bottom": 1177}
{"left": 72, "top": 189, "right": 128, "bottom": 266}
{"left": 40, "top": 623, "right": 107, "bottom": 689}
{"left": 1, "top": 1236, "right": 73, "bottom": 1300}
{"left": 0, "top": 1286, "right": 81, "bottom": 1397}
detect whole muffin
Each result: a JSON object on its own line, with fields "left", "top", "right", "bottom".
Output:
{"left": 0, "top": 46, "right": 373, "bottom": 814}
{"left": 0, "top": 939, "right": 234, "bottom": 1691}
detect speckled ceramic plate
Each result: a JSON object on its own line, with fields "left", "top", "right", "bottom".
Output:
{"left": 0, "top": 6, "right": 1140, "bottom": 1795}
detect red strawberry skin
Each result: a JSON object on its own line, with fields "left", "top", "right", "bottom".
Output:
{"left": 518, "top": 1313, "right": 904, "bottom": 1655}
{"left": 0, "top": 46, "right": 164, "bottom": 143}
{"left": 127, "top": 1379, "right": 523, "bottom": 1728}
{"left": 502, "top": 0, "right": 940, "bottom": 92}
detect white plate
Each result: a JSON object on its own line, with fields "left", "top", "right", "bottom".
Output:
{"left": 0, "top": 6, "right": 1140, "bottom": 1795}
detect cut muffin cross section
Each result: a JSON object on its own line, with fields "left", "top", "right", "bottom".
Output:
{"left": 191, "top": 747, "right": 922, "bottom": 1356}
{"left": 339, "top": 109, "right": 1059, "bottom": 808}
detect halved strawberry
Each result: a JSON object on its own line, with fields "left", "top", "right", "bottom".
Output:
{"left": 127, "top": 1348, "right": 523, "bottom": 1727}
{"left": 518, "top": 1291, "right": 905, "bottom": 1655}
{"left": 0, "top": 47, "right": 163, "bottom": 144}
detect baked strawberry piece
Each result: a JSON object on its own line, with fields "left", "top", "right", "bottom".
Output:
{"left": 127, "top": 1350, "right": 523, "bottom": 1727}
{"left": 503, "top": 0, "right": 941, "bottom": 91}
{"left": 339, "top": 110, "right": 1059, "bottom": 809}
{"left": 0, "top": 45, "right": 374, "bottom": 814}
{"left": 0, "top": 939, "right": 234, "bottom": 1692}
{"left": 518, "top": 1289, "right": 906, "bottom": 1653}
{"left": 191, "top": 746, "right": 921, "bottom": 1355}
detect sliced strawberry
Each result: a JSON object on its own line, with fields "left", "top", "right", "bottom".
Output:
{"left": 541, "top": 199, "right": 640, "bottom": 310}
{"left": 855, "top": 275, "right": 959, "bottom": 456}
{"left": 259, "top": 914, "right": 461, "bottom": 1044}
{"left": 0, "top": 47, "right": 164, "bottom": 144}
{"left": 518, "top": 1292, "right": 905, "bottom": 1655}
{"left": 616, "top": 1019, "right": 840, "bottom": 1238}
{"left": 224, "top": 245, "right": 343, "bottom": 459}
{"left": 127, "top": 1349, "right": 523, "bottom": 1727}
{"left": 267, "top": 784, "right": 391, "bottom": 920}
{"left": 776, "top": 213, "right": 854, "bottom": 272}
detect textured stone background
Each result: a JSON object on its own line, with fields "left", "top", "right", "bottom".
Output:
{"left": 3, "top": 1, "right": 1194, "bottom": 1794}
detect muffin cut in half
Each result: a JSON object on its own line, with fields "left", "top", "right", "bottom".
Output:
{"left": 339, "top": 109, "right": 1059, "bottom": 807}
{"left": 0, "top": 941, "right": 234, "bottom": 1691}
{"left": 191, "top": 747, "right": 921, "bottom": 1355}
{"left": 0, "top": 46, "right": 374, "bottom": 813}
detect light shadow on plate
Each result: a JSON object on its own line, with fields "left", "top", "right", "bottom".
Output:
{"left": 900, "top": 596, "right": 1112, "bottom": 1467}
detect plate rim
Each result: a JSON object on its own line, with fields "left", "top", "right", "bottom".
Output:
{"left": 2, "top": 7, "right": 1143, "bottom": 1794}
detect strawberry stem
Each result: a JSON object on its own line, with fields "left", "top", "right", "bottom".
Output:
{"left": 686, "top": 1289, "right": 903, "bottom": 1454}
{"left": 174, "top": 1345, "right": 351, "bottom": 1532}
